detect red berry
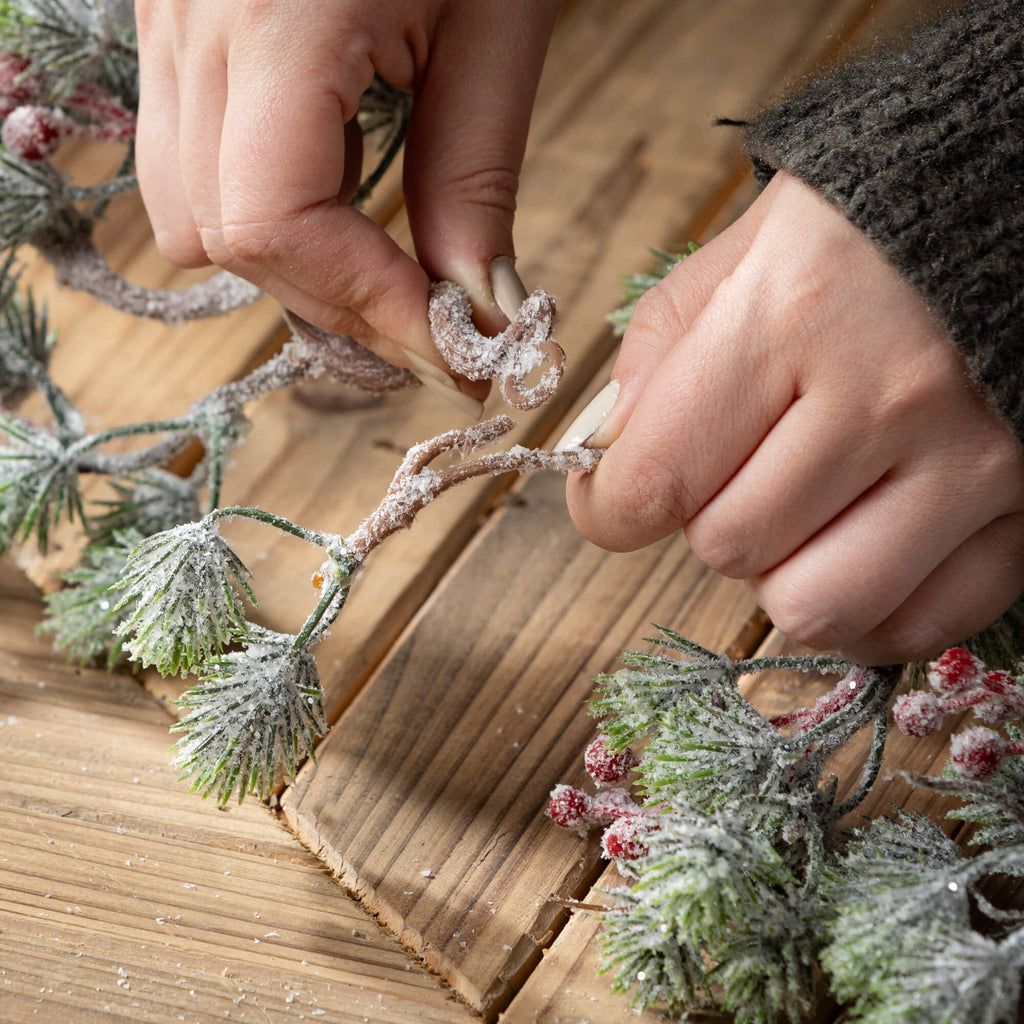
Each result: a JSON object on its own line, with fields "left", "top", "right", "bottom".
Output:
{"left": 893, "top": 690, "right": 944, "bottom": 737}
{"left": 601, "top": 815, "right": 651, "bottom": 861}
{"left": 950, "top": 727, "right": 1005, "bottom": 780}
{"left": 969, "top": 671, "right": 1024, "bottom": 723}
{"left": 927, "top": 647, "right": 985, "bottom": 695}
{"left": 2, "top": 105, "right": 64, "bottom": 160}
{"left": 981, "top": 670, "right": 1017, "bottom": 695}
{"left": 584, "top": 735, "right": 640, "bottom": 784}
{"left": 0, "top": 54, "right": 36, "bottom": 116}
{"left": 547, "top": 784, "right": 593, "bottom": 829}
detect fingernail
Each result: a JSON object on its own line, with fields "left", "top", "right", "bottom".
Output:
{"left": 402, "top": 347, "right": 485, "bottom": 419}
{"left": 489, "top": 255, "right": 528, "bottom": 321}
{"left": 553, "top": 380, "right": 621, "bottom": 451}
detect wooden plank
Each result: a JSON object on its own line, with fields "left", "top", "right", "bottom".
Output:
{"left": 280, "top": 449, "right": 760, "bottom": 1020}
{"left": 0, "top": 556, "right": 478, "bottom": 1024}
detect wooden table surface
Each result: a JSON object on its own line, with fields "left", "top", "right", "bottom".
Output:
{"left": 0, "top": 1, "right": 976, "bottom": 1021}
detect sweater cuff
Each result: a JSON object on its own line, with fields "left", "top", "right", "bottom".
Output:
{"left": 743, "top": 0, "right": 1024, "bottom": 443}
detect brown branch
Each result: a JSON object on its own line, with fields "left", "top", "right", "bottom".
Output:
{"left": 37, "top": 234, "right": 262, "bottom": 322}
{"left": 345, "top": 415, "right": 601, "bottom": 560}
{"left": 283, "top": 310, "right": 419, "bottom": 393}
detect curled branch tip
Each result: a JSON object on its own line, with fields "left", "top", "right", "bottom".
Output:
{"left": 428, "top": 280, "right": 566, "bottom": 409}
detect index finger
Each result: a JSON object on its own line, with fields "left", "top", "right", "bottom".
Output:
{"left": 196, "top": 38, "right": 445, "bottom": 374}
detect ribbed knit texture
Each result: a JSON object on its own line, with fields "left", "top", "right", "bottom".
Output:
{"left": 744, "top": 0, "right": 1024, "bottom": 442}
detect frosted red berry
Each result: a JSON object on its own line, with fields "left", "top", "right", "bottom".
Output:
{"left": 0, "top": 54, "right": 36, "bottom": 116}
{"left": 969, "top": 671, "right": 1024, "bottom": 723}
{"left": 926, "top": 647, "right": 985, "bottom": 695}
{"left": 2, "top": 105, "right": 64, "bottom": 160}
{"left": 950, "top": 727, "right": 1005, "bottom": 780}
{"left": 547, "top": 784, "right": 593, "bottom": 828}
{"left": 584, "top": 735, "right": 640, "bottom": 784}
{"left": 601, "top": 815, "right": 651, "bottom": 861}
{"left": 893, "top": 690, "right": 944, "bottom": 737}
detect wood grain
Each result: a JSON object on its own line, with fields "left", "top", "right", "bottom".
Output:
{"left": 0, "top": 556, "right": 477, "bottom": 1024}
{"left": 281, "top": 463, "right": 759, "bottom": 1018}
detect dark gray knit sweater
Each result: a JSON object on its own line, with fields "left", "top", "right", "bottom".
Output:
{"left": 744, "top": 0, "right": 1024, "bottom": 443}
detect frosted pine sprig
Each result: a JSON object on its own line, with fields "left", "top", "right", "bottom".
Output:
{"left": 598, "top": 886, "right": 711, "bottom": 1016}
{"left": 171, "top": 628, "right": 326, "bottom": 803}
{"left": 112, "top": 519, "right": 256, "bottom": 677}
{"left": 39, "top": 528, "right": 139, "bottom": 666}
{"left": 616, "top": 805, "right": 819, "bottom": 1024}
{"left": 87, "top": 468, "right": 201, "bottom": 547}
{"left": 0, "top": 1, "right": 139, "bottom": 101}
{"left": 0, "top": 415, "right": 82, "bottom": 551}
{"left": 822, "top": 814, "right": 1024, "bottom": 1024}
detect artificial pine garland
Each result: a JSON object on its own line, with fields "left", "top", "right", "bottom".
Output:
{"left": 2, "top": 6, "right": 1023, "bottom": 1021}
{"left": 548, "top": 632, "right": 1024, "bottom": 1023}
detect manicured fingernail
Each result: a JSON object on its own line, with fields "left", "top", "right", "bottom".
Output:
{"left": 489, "top": 255, "right": 528, "bottom": 321}
{"left": 402, "top": 348, "right": 485, "bottom": 419}
{"left": 553, "top": 380, "right": 621, "bottom": 451}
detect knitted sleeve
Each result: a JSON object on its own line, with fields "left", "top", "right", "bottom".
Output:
{"left": 743, "top": 0, "right": 1024, "bottom": 442}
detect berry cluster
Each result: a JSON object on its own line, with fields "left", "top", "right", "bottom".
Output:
{"left": 893, "top": 648, "right": 1024, "bottom": 737}
{"left": 547, "top": 736, "right": 653, "bottom": 861}
{"left": 0, "top": 52, "right": 136, "bottom": 161}
{"left": 893, "top": 648, "right": 1024, "bottom": 780}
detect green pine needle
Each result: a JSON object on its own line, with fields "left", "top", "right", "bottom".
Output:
{"left": 0, "top": 416, "right": 83, "bottom": 552}
{"left": 0, "top": 0, "right": 137, "bottom": 101}
{"left": 88, "top": 468, "right": 201, "bottom": 548}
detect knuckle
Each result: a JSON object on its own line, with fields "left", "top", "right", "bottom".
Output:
{"left": 569, "top": 455, "right": 696, "bottom": 553}
{"left": 152, "top": 227, "right": 209, "bottom": 269}
{"left": 757, "top": 260, "right": 832, "bottom": 349}
{"left": 972, "top": 431, "right": 1024, "bottom": 504}
{"left": 627, "top": 457, "right": 696, "bottom": 536}
{"left": 443, "top": 162, "right": 520, "bottom": 220}
{"left": 756, "top": 575, "right": 845, "bottom": 652}
{"left": 629, "top": 283, "right": 687, "bottom": 341}
{"left": 685, "top": 518, "right": 752, "bottom": 579}
{"left": 212, "top": 217, "right": 283, "bottom": 268}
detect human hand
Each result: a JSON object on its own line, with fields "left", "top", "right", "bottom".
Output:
{"left": 133, "top": 0, "right": 561, "bottom": 402}
{"left": 563, "top": 172, "right": 1024, "bottom": 664}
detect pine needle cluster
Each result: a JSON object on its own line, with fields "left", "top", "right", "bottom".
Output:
{"left": 570, "top": 630, "right": 1024, "bottom": 1024}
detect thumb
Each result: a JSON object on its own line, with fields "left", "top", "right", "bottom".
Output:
{"left": 402, "top": 0, "right": 561, "bottom": 333}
